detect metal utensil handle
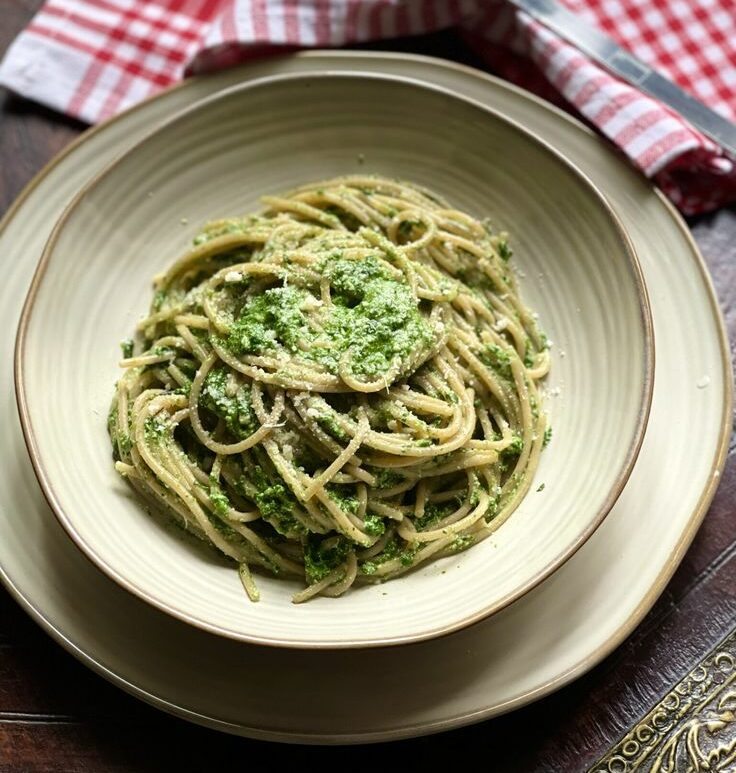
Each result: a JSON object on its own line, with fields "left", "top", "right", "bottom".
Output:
{"left": 508, "top": 0, "right": 736, "bottom": 157}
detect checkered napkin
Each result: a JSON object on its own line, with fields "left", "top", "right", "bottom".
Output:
{"left": 1, "top": 0, "right": 735, "bottom": 214}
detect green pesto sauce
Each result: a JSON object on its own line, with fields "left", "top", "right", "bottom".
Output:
{"left": 360, "top": 540, "right": 398, "bottom": 575}
{"left": 323, "top": 205, "right": 362, "bottom": 231}
{"left": 360, "top": 537, "right": 418, "bottom": 575}
{"left": 224, "top": 254, "right": 435, "bottom": 381}
{"left": 497, "top": 435, "right": 523, "bottom": 475}
{"left": 150, "top": 345, "right": 175, "bottom": 359}
{"left": 415, "top": 498, "right": 460, "bottom": 531}
{"left": 451, "top": 534, "right": 475, "bottom": 552}
{"left": 316, "top": 413, "right": 348, "bottom": 442}
{"left": 208, "top": 478, "right": 230, "bottom": 516}
{"left": 172, "top": 379, "right": 192, "bottom": 397}
{"left": 151, "top": 289, "right": 167, "bottom": 311}
{"left": 117, "top": 432, "right": 132, "bottom": 456}
{"left": 254, "top": 481, "right": 301, "bottom": 536}
{"left": 501, "top": 434, "right": 523, "bottom": 460}
{"left": 238, "top": 463, "right": 305, "bottom": 538}
{"left": 398, "top": 543, "right": 420, "bottom": 567}
{"left": 497, "top": 238, "right": 513, "bottom": 261}
{"left": 192, "top": 218, "right": 259, "bottom": 246}
{"left": 363, "top": 514, "right": 386, "bottom": 537}
{"left": 144, "top": 416, "right": 168, "bottom": 443}
{"left": 371, "top": 468, "right": 404, "bottom": 489}
{"left": 200, "top": 367, "right": 257, "bottom": 440}
{"left": 108, "top": 404, "right": 132, "bottom": 461}
{"left": 325, "top": 484, "right": 360, "bottom": 516}
{"left": 523, "top": 336, "right": 535, "bottom": 368}
{"left": 485, "top": 487, "right": 502, "bottom": 523}
{"left": 303, "top": 534, "right": 350, "bottom": 584}
{"left": 397, "top": 219, "right": 422, "bottom": 240}
{"left": 120, "top": 339, "right": 134, "bottom": 359}
{"left": 479, "top": 344, "right": 512, "bottom": 380}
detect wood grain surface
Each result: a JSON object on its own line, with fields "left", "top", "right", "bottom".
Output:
{"left": 1, "top": 2, "right": 734, "bottom": 770}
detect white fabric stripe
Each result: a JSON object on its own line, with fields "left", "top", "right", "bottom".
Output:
{"left": 295, "top": 1, "right": 317, "bottom": 45}
{"left": 640, "top": 133, "right": 701, "bottom": 176}
{"left": 624, "top": 114, "right": 696, "bottom": 157}
{"left": 264, "top": 0, "right": 286, "bottom": 44}
{"left": 46, "top": 0, "right": 124, "bottom": 30}
{"left": 576, "top": 80, "right": 635, "bottom": 119}
{"left": 85, "top": 66, "right": 132, "bottom": 120}
{"left": 0, "top": 33, "right": 90, "bottom": 113}
{"left": 328, "top": 0, "right": 350, "bottom": 45}
{"left": 232, "top": 3, "right": 255, "bottom": 40}
{"left": 353, "top": 0, "right": 376, "bottom": 42}
{"left": 100, "top": 0, "right": 138, "bottom": 11}
{"left": 23, "top": 11, "right": 111, "bottom": 48}
{"left": 201, "top": 18, "right": 221, "bottom": 46}
{"left": 140, "top": 2, "right": 201, "bottom": 31}
{"left": 564, "top": 61, "right": 603, "bottom": 104}
{"left": 122, "top": 73, "right": 154, "bottom": 105}
{"left": 594, "top": 96, "right": 662, "bottom": 138}
{"left": 543, "top": 45, "right": 580, "bottom": 85}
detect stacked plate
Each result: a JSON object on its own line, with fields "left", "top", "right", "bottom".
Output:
{"left": 2, "top": 52, "right": 730, "bottom": 742}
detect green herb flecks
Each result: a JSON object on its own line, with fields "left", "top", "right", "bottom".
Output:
{"left": 120, "top": 339, "right": 134, "bottom": 359}
{"left": 208, "top": 478, "right": 230, "bottom": 516}
{"left": 316, "top": 413, "right": 349, "bottom": 442}
{"left": 497, "top": 239, "right": 513, "bottom": 261}
{"left": 360, "top": 537, "right": 419, "bottom": 574}
{"left": 223, "top": 253, "right": 436, "bottom": 384}
{"left": 371, "top": 468, "right": 404, "bottom": 490}
{"left": 144, "top": 416, "right": 168, "bottom": 443}
{"left": 108, "top": 404, "right": 132, "bottom": 461}
{"left": 200, "top": 367, "right": 257, "bottom": 440}
{"left": 451, "top": 535, "right": 474, "bottom": 552}
{"left": 415, "top": 499, "right": 460, "bottom": 531}
{"left": 363, "top": 514, "right": 385, "bottom": 537}
{"left": 152, "top": 289, "right": 167, "bottom": 311}
{"left": 239, "top": 462, "right": 305, "bottom": 538}
{"left": 303, "top": 535, "right": 351, "bottom": 584}
{"left": 500, "top": 434, "right": 523, "bottom": 461}
{"left": 480, "top": 344, "right": 513, "bottom": 380}
{"left": 325, "top": 484, "right": 360, "bottom": 516}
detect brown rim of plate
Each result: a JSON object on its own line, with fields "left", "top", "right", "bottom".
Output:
{"left": 14, "top": 69, "right": 655, "bottom": 649}
{"left": 0, "top": 50, "right": 730, "bottom": 738}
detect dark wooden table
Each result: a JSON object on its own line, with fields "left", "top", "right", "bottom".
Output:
{"left": 1, "top": 3, "right": 735, "bottom": 770}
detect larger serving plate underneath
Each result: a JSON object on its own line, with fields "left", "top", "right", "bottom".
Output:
{"left": 1, "top": 52, "right": 730, "bottom": 742}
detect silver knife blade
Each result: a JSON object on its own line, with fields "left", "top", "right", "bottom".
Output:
{"left": 506, "top": 0, "right": 736, "bottom": 158}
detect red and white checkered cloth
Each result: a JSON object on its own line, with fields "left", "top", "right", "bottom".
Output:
{"left": 1, "top": 0, "right": 735, "bottom": 214}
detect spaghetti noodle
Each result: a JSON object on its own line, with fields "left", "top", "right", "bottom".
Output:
{"left": 108, "top": 176, "right": 550, "bottom": 603}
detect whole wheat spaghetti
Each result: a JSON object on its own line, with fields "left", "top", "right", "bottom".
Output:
{"left": 109, "top": 176, "right": 550, "bottom": 603}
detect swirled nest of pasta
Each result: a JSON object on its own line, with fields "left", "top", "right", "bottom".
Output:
{"left": 109, "top": 176, "right": 550, "bottom": 603}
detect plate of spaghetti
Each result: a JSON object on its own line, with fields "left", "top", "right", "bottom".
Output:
{"left": 16, "top": 73, "right": 653, "bottom": 647}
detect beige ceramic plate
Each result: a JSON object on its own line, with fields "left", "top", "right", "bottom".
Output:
{"left": 16, "top": 72, "right": 652, "bottom": 648}
{"left": 1, "top": 53, "right": 729, "bottom": 741}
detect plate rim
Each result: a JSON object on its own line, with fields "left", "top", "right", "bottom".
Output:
{"left": 13, "top": 68, "right": 655, "bottom": 649}
{"left": 0, "top": 50, "right": 730, "bottom": 742}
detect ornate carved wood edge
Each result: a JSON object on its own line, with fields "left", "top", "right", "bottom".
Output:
{"left": 589, "top": 628, "right": 736, "bottom": 772}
